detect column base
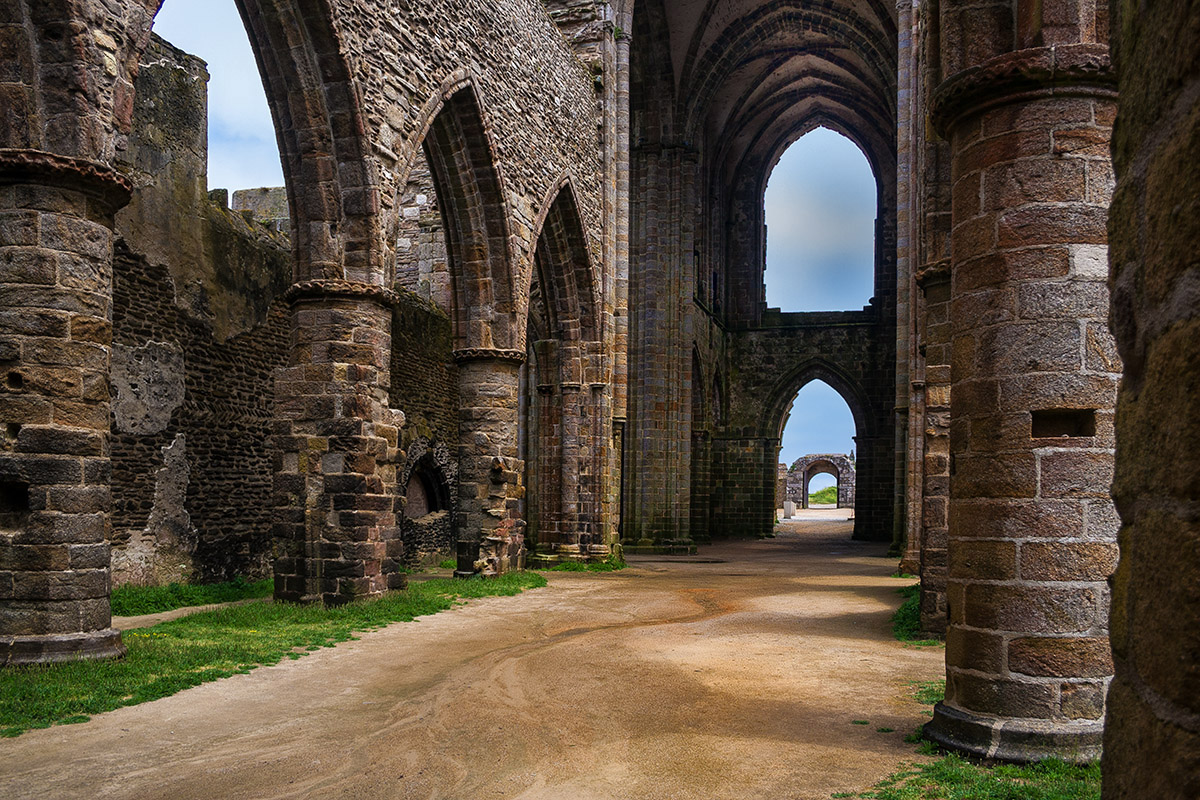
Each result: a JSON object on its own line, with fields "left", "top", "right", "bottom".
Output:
{"left": 926, "top": 702, "right": 1103, "bottom": 764}
{"left": 2, "top": 629, "right": 126, "bottom": 666}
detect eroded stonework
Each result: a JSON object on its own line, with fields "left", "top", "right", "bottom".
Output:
{"left": 2, "top": 0, "right": 1196, "bottom": 792}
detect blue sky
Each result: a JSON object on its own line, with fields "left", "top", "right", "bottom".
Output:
{"left": 152, "top": 2, "right": 860, "bottom": 488}
{"left": 764, "top": 127, "right": 877, "bottom": 312}
{"left": 152, "top": 0, "right": 284, "bottom": 193}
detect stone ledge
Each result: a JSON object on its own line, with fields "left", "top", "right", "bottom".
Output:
{"left": 1, "top": 628, "right": 126, "bottom": 666}
{"left": 925, "top": 700, "right": 1103, "bottom": 764}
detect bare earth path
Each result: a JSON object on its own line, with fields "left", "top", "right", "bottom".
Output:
{"left": 0, "top": 517, "right": 943, "bottom": 800}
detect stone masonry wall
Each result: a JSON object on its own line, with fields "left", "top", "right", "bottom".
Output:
{"left": 1103, "top": 1, "right": 1200, "bottom": 795}
{"left": 108, "top": 36, "right": 293, "bottom": 584}
{"left": 721, "top": 312, "right": 896, "bottom": 541}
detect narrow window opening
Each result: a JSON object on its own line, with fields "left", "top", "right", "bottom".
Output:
{"left": 1031, "top": 409, "right": 1096, "bottom": 438}
{"left": 6, "top": 372, "right": 23, "bottom": 390}
{"left": 0, "top": 479, "right": 31, "bottom": 529}
{"left": 764, "top": 127, "right": 877, "bottom": 312}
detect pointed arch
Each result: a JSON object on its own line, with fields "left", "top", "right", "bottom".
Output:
{"left": 761, "top": 357, "right": 870, "bottom": 441}
{"left": 232, "top": 0, "right": 381, "bottom": 282}
{"left": 421, "top": 83, "right": 516, "bottom": 350}
{"left": 529, "top": 178, "right": 600, "bottom": 345}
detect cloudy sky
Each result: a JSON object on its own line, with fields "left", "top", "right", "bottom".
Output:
{"left": 151, "top": 2, "right": 864, "bottom": 491}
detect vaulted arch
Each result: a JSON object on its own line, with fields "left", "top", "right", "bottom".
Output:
{"left": 422, "top": 84, "right": 516, "bottom": 351}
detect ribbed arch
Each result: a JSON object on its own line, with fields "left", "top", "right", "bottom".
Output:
{"left": 231, "top": 0, "right": 381, "bottom": 282}
{"left": 421, "top": 85, "right": 515, "bottom": 350}
{"left": 762, "top": 358, "right": 870, "bottom": 441}
{"left": 530, "top": 180, "right": 600, "bottom": 345}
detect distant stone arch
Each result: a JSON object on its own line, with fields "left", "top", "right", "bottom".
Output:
{"left": 787, "top": 454, "right": 856, "bottom": 509}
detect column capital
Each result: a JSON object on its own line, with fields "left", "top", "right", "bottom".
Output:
{"left": 0, "top": 149, "right": 131, "bottom": 212}
{"left": 931, "top": 43, "right": 1115, "bottom": 137}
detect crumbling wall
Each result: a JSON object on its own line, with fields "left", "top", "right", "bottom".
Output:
{"left": 109, "top": 35, "right": 292, "bottom": 584}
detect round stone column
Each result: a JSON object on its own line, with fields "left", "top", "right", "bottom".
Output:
{"left": 271, "top": 282, "right": 402, "bottom": 605}
{"left": 454, "top": 349, "right": 526, "bottom": 575}
{"left": 924, "top": 45, "right": 1120, "bottom": 762}
{"left": 0, "top": 151, "right": 129, "bottom": 663}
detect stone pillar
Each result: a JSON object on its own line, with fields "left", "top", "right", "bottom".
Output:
{"left": 272, "top": 283, "right": 404, "bottom": 605}
{"left": 1103, "top": 2, "right": 1200, "bottom": 795}
{"left": 454, "top": 349, "right": 525, "bottom": 575}
{"left": 925, "top": 43, "right": 1119, "bottom": 762}
{"left": 917, "top": 261, "right": 951, "bottom": 635}
{"left": 0, "top": 151, "right": 129, "bottom": 664}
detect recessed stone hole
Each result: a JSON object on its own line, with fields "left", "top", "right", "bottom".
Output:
{"left": 5, "top": 423, "right": 20, "bottom": 441}
{"left": 1032, "top": 408, "right": 1096, "bottom": 438}
{"left": 6, "top": 371, "right": 24, "bottom": 390}
{"left": 0, "top": 479, "right": 31, "bottom": 529}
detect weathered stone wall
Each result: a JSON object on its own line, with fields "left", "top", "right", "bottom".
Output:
{"left": 1103, "top": 1, "right": 1200, "bottom": 795}
{"left": 108, "top": 35, "right": 293, "bottom": 585}
{"left": 720, "top": 312, "right": 896, "bottom": 541}
{"left": 389, "top": 289, "right": 459, "bottom": 564}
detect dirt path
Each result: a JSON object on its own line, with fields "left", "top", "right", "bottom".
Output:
{"left": 0, "top": 519, "right": 943, "bottom": 800}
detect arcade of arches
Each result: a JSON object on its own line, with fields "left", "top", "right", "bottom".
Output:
{"left": 0, "top": 0, "right": 1197, "bottom": 794}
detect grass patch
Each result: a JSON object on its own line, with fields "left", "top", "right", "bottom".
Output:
{"left": 0, "top": 571, "right": 546, "bottom": 738}
{"left": 437, "top": 558, "right": 457, "bottom": 570}
{"left": 912, "top": 679, "right": 945, "bottom": 705}
{"left": 838, "top": 678, "right": 1099, "bottom": 799}
{"left": 809, "top": 486, "right": 838, "bottom": 505}
{"left": 891, "top": 584, "right": 941, "bottom": 647}
{"left": 852, "top": 755, "right": 1101, "bottom": 799}
{"left": 111, "top": 576, "right": 273, "bottom": 616}
{"left": 545, "top": 553, "right": 627, "bottom": 572}
{"left": 852, "top": 719, "right": 870, "bottom": 725}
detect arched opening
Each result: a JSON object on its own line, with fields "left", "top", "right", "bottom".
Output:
{"left": 777, "top": 379, "right": 858, "bottom": 522}
{"left": 763, "top": 127, "right": 877, "bottom": 312}
{"left": 521, "top": 182, "right": 603, "bottom": 564}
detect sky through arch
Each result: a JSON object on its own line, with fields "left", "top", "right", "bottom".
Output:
{"left": 779, "top": 380, "right": 855, "bottom": 491}
{"left": 763, "top": 127, "right": 876, "bottom": 312}
{"left": 153, "top": 0, "right": 285, "bottom": 194}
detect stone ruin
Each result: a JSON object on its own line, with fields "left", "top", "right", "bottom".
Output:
{"left": 0, "top": 0, "right": 1198, "bottom": 792}
{"left": 785, "top": 454, "right": 856, "bottom": 510}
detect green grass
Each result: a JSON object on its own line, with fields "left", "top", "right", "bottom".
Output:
{"left": 809, "top": 486, "right": 838, "bottom": 505}
{"left": 545, "top": 553, "right": 627, "bottom": 572}
{"left": 437, "top": 558, "right": 457, "bottom": 570}
{"left": 111, "top": 576, "right": 273, "bottom": 616}
{"left": 912, "top": 679, "right": 945, "bottom": 706}
{"left": 852, "top": 755, "right": 1101, "bottom": 799}
{"left": 0, "top": 571, "right": 546, "bottom": 738}
{"left": 836, "top": 678, "right": 1100, "bottom": 799}
{"left": 891, "top": 584, "right": 941, "bottom": 647}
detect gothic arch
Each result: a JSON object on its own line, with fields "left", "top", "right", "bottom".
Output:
{"left": 761, "top": 358, "right": 870, "bottom": 442}
{"left": 421, "top": 83, "right": 516, "bottom": 351}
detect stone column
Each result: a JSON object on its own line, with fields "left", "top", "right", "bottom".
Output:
{"left": 925, "top": 43, "right": 1120, "bottom": 761}
{"left": 917, "top": 260, "right": 951, "bottom": 635}
{"left": 454, "top": 349, "right": 525, "bottom": 574}
{"left": 1103, "top": 2, "right": 1200, "bottom": 795}
{"left": 0, "top": 151, "right": 129, "bottom": 663}
{"left": 272, "top": 283, "right": 403, "bottom": 605}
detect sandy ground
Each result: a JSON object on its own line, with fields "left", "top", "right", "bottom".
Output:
{"left": 0, "top": 516, "right": 943, "bottom": 800}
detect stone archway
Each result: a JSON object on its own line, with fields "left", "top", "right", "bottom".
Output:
{"left": 786, "top": 454, "right": 856, "bottom": 510}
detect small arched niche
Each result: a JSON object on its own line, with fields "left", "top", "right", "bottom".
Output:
{"left": 763, "top": 127, "right": 877, "bottom": 312}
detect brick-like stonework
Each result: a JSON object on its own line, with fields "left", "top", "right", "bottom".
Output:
{"left": 1103, "top": 1, "right": 1200, "bottom": 795}
{"left": 786, "top": 454, "right": 856, "bottom": 509}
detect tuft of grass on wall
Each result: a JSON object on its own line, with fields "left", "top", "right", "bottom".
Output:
{"left": 111, "top": 577, "right": 273, "bottom": 616}
{"left": 0, "top": 572, "right": 546, "bottom": 738}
